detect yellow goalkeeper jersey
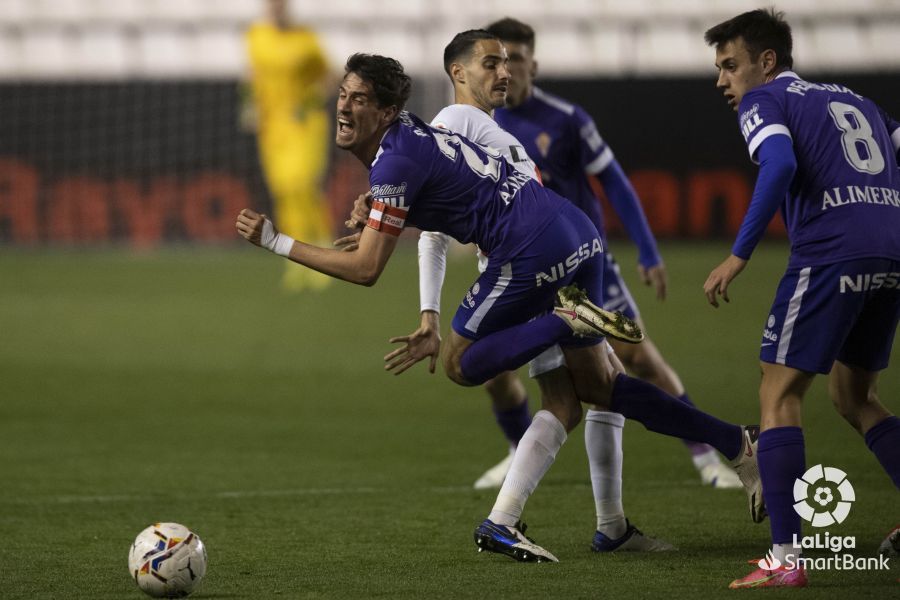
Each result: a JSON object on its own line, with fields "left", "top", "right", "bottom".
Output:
{"left": 245, "top": 23, "right": 329, "bottom": 126}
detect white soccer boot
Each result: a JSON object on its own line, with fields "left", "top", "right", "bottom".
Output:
{"left": 473, "top": 451, "right": 514, "bottom": 490}
{"left": 729, "top": 425, "right": 767, "bottom": 523}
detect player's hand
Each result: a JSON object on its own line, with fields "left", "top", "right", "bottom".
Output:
{"left": 638, "top": 263, "right": 668, "bottom": 301}
{"left": 236, "top": 208, "right": 270, "bottom": 247}
{"left": 344, "top": 192, "right": 373, "bottom": 230}
{"left": 333, "top": 231, "right": 362, "bottom": 252}
{"left": 384, "top": 312, "right": 442, "bottom": 375}
{"left": 703, "top": 254, "right": 747, "bottom": 308}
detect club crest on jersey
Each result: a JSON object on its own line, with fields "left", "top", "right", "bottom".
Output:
{"left": 535, "top": 132, "right": 551, "bottom": 158}
{"left": 740, "top": 104, "right": 763, "bottom": 139}
{"left": 535, "top": 238, "right": 603, "bottom": 287}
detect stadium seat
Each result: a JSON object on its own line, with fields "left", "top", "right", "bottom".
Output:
{"left": 75, "top": 28, "right": 134, "bottom": 77}
{"left": 83, "top": 0, "right": 148, "bottom": 24}
{"left": 867, "top": 22, "right": 900, "bottom": 70}
{"left": 589, "top": 25, "right": 628, "bottom": 76}
{"left": 534, "top": 26, "right": 599, "bottom": 75}
{"left": 634, "top": 24, "right": 710, "bottom": 74}
{"left": 143, "top": 0, "right": 207, "bottom": 24}
{"left": 321, "top": 28, "right": 366, "bottom": 73}
{"left": 788, "top": 23, "right": 816, "bottom": 72}
{"left": 0, "top": 0, "right": 31, "bottom": 26}
{"left": 194, "top": 27, "right": 246, "bottom": 77}
{"left": 214, "top": 0, "right": 260, "bottom": 26}
{"left": 810, "top": 22, "right": 867, "bottom": 70}
{"left": 135, "top": 28, "right": 195, "bottom": 76}
{"left": 367, "top": 27, "right": 427, "bottom": 75}
{"left": 0, "top": 32, "right": 23, "bottom": 77}
{"left": 30, "top": 0, "right": 91, "bottom": 24}
{"left": 20, "top": 28, "right": 76, "bottom": 78}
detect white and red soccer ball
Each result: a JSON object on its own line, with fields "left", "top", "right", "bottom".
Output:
{"left": 128, "top": 523, "right": 207, "bottom": 598}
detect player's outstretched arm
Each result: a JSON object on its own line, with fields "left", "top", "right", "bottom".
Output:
{"left": 384, "top": 310, "right": 442, "bottom": 375}
{"left": 236, "top": 208, "right": 398, "bottom": 286}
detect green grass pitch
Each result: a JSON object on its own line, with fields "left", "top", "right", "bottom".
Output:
{"left": 0, "top": 241, "right": 896, "bottom": 599}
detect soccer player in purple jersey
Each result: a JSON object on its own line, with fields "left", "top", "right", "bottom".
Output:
{"left": 370, "top": 29, "right": 673, "bottom": 552}
{"left": 484, "top": 17, "right": 741, "bottom": 493}
{"left": 236, "top": 53, "right": 765, "bottom": 562}
{"left": 703, "top": 9, "right": 900, "bottom": 589}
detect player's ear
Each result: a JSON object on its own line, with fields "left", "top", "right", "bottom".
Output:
{"left": 450, "top": 62, "right": 466, "bottom": 85}
{"left": 760, "top": 49, "right": 777, "bottom": 77}
{"left": 381, "top": 105, "right": 399, "bottom": 125}
{"left": 530, "top": 59, "right": 538, "bottom": 80}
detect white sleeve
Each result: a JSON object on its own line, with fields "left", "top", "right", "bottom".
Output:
{"left": 418, "top": 231, "right": 451, "bottom": 313}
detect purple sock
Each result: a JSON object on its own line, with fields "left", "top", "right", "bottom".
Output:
{"left": 676, "top": 393, "right": 716, "bottom": 456}
{"left": 864, "top": 416, "right": 900, "bottom": 488}
{"left": 758, "top": 427, "right": 805, "bottom": 544}
{"left": 493, "top": 398, "right": 532, "bottom": 446}
{"left": 610, "top": 374, "right": 742, "bottom": 460}
{"left": 459, "top": 314, "right": 571, "bottom": 385}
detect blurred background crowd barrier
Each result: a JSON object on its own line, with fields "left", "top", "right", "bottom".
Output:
{"left": 1, "top": 0, "right": 899, "bottom": 246}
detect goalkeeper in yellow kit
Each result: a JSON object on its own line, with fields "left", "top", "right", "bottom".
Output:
{"left": 244, "top": 0, "right": 333, "bottom": 291}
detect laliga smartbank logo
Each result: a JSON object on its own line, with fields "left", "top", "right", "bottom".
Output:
{"left": 793, "top": 464, "right": 854, "bottom": 526}
{"left": 755, "top": 465, "right": 891, "bottom": 572}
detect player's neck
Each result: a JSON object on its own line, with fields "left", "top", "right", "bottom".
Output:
{"left": 351, "top": 125, "right": 393, "bottom": 168}
{"left": 453, "top": 89, "right": 493, "bottom": 116}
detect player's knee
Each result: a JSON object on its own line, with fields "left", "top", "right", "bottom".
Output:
{"left": 564, "top": 402, "right": 584, "bottom": 432}
{"left": 442, "top": 352, "right": 476, "bottom": 387}
{"left": 829, "top": 385, "right": 877, "bottom": 426}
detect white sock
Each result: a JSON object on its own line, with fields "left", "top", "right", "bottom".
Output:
{"left": 488, "top": 410, "right": 567, "bottom": 527}
{"left": 585, "top": 410, "right": 627, "bottom": 539}
{"left": 772, "top": 542, "right": 801, "bottom": 565}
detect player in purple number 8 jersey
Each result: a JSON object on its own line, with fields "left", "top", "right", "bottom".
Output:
{"left": 236, "top": 53, "right": 767, "bottom": 562}
{"left": 703, "top": 8, "right": 900, "bottom": 589}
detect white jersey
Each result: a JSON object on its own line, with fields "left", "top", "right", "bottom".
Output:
{"left": 431, "top": 104, "right": 538, "bottom": 180}
{"left": 418, "top": 104, "right": 539, "bottom": 313}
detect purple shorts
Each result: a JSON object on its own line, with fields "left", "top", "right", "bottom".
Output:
{"left": 600, "top": 252, "right": 640, "bottom": 320}
{"left": 760, "top": 258, "right": 900, "bottom": 374}
{"left": 451, "top": 201, "right": 604, "bottom": 346}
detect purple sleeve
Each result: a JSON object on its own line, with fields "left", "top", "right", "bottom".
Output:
{"left": 738, "top": 88, "right": 791, "bottom": 164}
{"left": 366, "top": 153, "right": 427, "bottom": 236}
{"left": 732, "top": 135, "right": 797, "bottom": 259}
{"left": 879, "top": 106, "right": 900, "bottom": 166}
{"left": 573, "top": 106, "right": 615, "bottom": 175}
{"left": 596, "top": 159, "right": 661, "bottom": 268}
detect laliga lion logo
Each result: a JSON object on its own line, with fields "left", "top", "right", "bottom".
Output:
{"left": 792, "top": 464, "right": 855, "bottom": 527}
{"left": 757, "top": 549, "right": 782, "bottom": 570}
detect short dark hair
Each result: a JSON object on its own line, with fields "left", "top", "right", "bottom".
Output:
{"left": 344, "top": 53, "right": 412, "bottom": 110}
{"left": 704, "top": 8, "right": 793, "bottom": 70}
{"left": 485, "top": 17, "right": 535, "bottom": 53}
{"left": 443, "top": 29, "right": 498, "bottom": 77}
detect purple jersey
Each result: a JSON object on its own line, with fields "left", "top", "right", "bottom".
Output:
{"left": 494, "top": 87, "right": 612, "bottom": 237}
{"left": 365, "top": 111, "right": 564, "bottom": 259}
{"left": 739, "top": 71, "right": 900, "bottom": 267}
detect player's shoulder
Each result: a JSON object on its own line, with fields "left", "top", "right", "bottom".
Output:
{"left": 377, "top": 112, "right": 435, "bottom": 162}
{"left": 431, "top": 104, "right": 484, "bottom": 129}
{"left": 531, "top": 87, "right": 578, "bottom": 116}
{"left": 532, "top": 86, "right": 595, "bottom": 128}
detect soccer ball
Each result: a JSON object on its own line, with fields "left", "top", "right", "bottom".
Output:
{"left": 128, "top": 523, "right": 207, "bottom": 598}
